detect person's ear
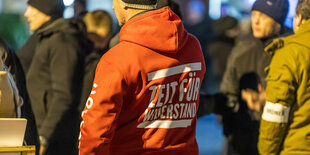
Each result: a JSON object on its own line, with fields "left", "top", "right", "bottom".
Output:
{"left": 296, "top": 14, "right": 304, "bottom": 27}
{"left": 293, "top": 14, "right": 303, "bottom": 32}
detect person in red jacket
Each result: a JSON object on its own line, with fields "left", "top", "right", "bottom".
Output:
{"left": 79, "top": 0, "right": 206, "bottom": 154}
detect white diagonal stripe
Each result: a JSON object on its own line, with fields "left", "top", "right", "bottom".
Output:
{"left": 147, "top": 62, "right": 201, "bottom": 81}
{"left": 137, "top": 119, "right": 192, "bottom": 128}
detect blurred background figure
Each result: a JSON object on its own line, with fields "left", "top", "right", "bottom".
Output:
{"left": 79, "top": 9, "right": 113, "bottom": 112}
{"left": 0, "top": 37, "right": 39, "bottom": 154}
{"left": 184, "top": 0, "right": 213, "bottom": 54}
{"left": 207, "top": 16, "right": 240, "bottom": 90}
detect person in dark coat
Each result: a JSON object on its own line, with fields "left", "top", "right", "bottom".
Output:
{"left": 17, "top": 0, "right": 64, "bottom": 74}
{"left": 0, "top": 37, "right": 40, "bottom": 154}
{"left": 23, "top": 0, "right": 92, "bottom": 154}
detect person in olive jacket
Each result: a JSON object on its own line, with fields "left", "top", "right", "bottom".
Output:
{"left": 23, "top": 0, "right": 92, "bottom": 154}
{"left": 258, "top": 0, "right": 310, "bottom": 154}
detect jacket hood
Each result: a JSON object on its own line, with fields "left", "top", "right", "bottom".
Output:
{"left": 292, "top": 19, "right": 310, "bottom": 49}
{"left": 120, "top": 7, "right": 188, "bottom": 53}
{"left": 265, "top": 20, "right": 310, "bottom": 56}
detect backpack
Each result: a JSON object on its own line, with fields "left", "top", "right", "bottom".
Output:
{"left": 0, "top": 57, "right": 23, "bottom": 118}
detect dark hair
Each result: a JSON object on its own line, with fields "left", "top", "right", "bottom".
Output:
{"left": 296, "top": 0, "right": 310, "bottom": 20}
{"left": 157, "top": 0, "right": 182, "bottom": 19}
{"left": 213, "top": 16, "right": 238, "bottom": 35}
{"left": 168, "top": 0, "right": 182, "bottom": 19}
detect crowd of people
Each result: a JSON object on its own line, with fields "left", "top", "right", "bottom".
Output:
{"left": 0, "top": 0, "right": 309, "bottom": 154}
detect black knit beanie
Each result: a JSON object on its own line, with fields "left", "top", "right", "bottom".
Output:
{"left": 120, "top": 0, "right": 158, "bottom": 10}
{"left": 213, "top": 16, "right": 238, "bottom": 35}
{"left": 28, "top": 0, "right": 64, "bottom": 19}
{"left": 252, "top": 0, "right": 289, "bottom": 25}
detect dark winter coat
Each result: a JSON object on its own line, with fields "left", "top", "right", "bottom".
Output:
{"left": 207, "top": 37, "right": 235, "bottom": 79}
{"left": 79, "top": 48, "right": 107, "bottom": 113}
{"left": 26, "top": 18, "right": 92, "bottom": 154}
{"left": 18, "top": 20, "right": 54, "bottom": 74}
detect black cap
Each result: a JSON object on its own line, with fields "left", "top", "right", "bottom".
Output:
{"left": 120, "top": 0, "right": 157, "bottom": 10}
{"left": 252, "top": 0, "right": 289, "bottom": 25}
{"left": 122, "top": 0, "right": 157, "bottom": 5}
{"left": 28, "top": 0, "right": 64, "bottom": 19}
{"left": 213, "top": 16, "right": 238, "bottom": 35}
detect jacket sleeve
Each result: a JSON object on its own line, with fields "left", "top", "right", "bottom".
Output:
{"left": 39, "top": 35, "right": 82, "bottom": 141}
{"left": 220, "top": 48, "right": 238, "bottom": 95}
{"left": 258, "top": 47, "right": 297, "bottom": 155}
{"left": 220, "top": 46, "right": 240, "bottom": 112}
{"left": 79, "top": 58, "right": 127, "bottom": 155}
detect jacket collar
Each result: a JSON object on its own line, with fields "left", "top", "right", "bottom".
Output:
{"left": 36, "top": 18, "right": 82, "bottom": 39}
{"left": 295, "top": 19, "right": 310, "bottom": 35}
{"left": 265, "top": 19, "right": 310, "bottom": 57}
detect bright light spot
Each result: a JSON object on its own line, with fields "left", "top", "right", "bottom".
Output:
{"left": 284, "top": 0, "right": 298, "bottom": 28}
{"left": 64, "top": 6, "right": 74, "bottom": 19}
{"left": 187, "top": 0, "right": 206, "bottom": 24}
{"left": 248, "top": 0, "right": 256, "bottom": 6}
{"left": 63, "top": 0, "right": 75, "bottom": 6}
{"left": 209, "top": 0, "right": 221, "bottom": 20}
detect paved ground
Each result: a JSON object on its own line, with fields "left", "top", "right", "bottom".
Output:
{"left": 196, "top": 114, "right": 225, "bottom": 155}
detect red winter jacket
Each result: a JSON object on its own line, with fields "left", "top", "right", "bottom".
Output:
{"left": 79, "top": 7, "right": 206, "bottom": 155}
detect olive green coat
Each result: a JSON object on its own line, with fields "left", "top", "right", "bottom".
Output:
{"left": 259, "top": 20, "right": 310, "bottom": 155}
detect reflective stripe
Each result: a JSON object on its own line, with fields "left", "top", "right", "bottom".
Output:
{"left": 147, "top": 62, "right": 201, "bottom": 81}
{"left": 262, "top": 101, "right": 290, "bottom": 123}
{"left": 137, "top": 119, "right": 192, "bottom": 128}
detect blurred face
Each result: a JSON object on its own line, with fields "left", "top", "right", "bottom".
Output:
{"left": 113, "top": 0, "right": 126, "bottom": 26}
{"left": 24, "top": 5, "right": 51, "bottom": 31}
{"left": 251, "top": 11, "right": 281, "bottom": 38}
